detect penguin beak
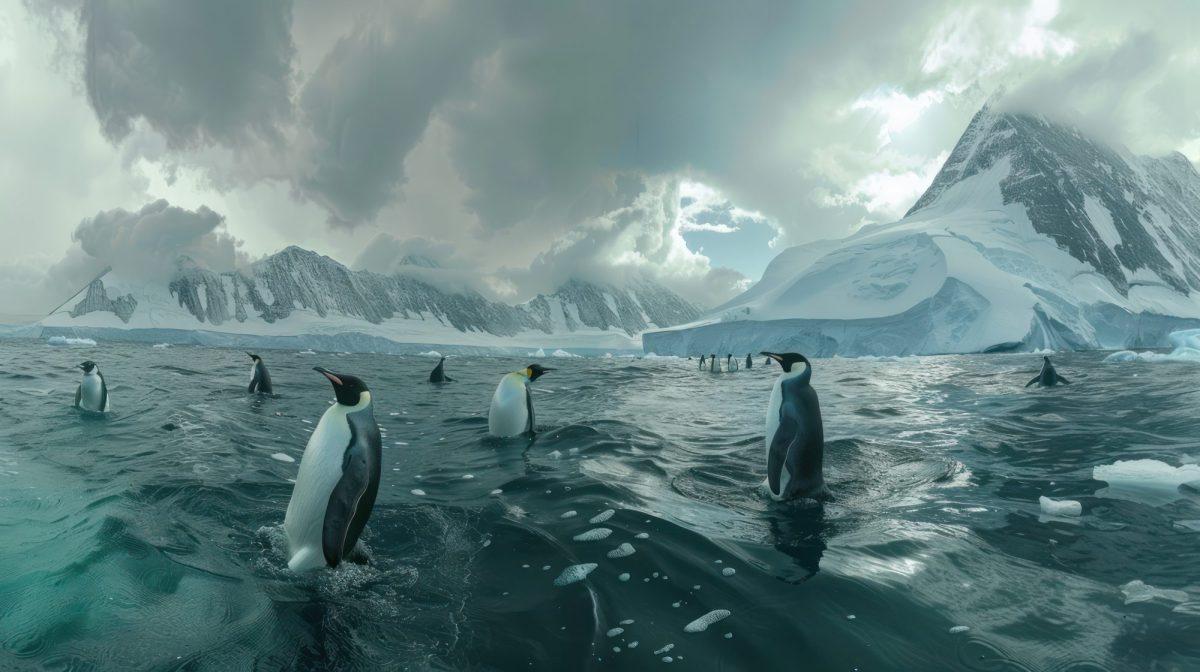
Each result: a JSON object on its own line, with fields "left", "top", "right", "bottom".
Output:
{"left": 77, "top": 363, "right": 86, "bottom": 370}
{"left": 314, "top": 367, "right": 343, "bottom": 386}
{"left": 760, "top": 351, "right": 782, "bottom": 363}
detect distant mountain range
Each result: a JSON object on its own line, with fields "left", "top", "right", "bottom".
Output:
{"left": 40, "top": 245, "right": 699, "bottom": 353}
{"left": 646, "top": 102, "right": 1200, "bottom": 357}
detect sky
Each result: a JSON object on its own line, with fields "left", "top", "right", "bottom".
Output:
{"left": 1, "top": 0, "right": 1198, "bottom": 318}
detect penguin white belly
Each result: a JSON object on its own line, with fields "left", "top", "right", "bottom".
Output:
{"left": 80, "top": 374, "right": 106, "bottom": 412}
{"left": 249, "top": 364, "right": 257, "bottom": 387}
{"left": 764, "top": 372, "right": 803, "bottom": 501}
{"left": 488, "top": 373, "right": 529, "bottom": 437}
{"left": 285, "top": 404, "right": 351, "bottom": 571}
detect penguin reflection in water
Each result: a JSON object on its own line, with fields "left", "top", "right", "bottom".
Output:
{"left": 284, "top": 367, "right": 382, "bottom": 571}
{"left": 74, "top": 360, "right": 109, "bottom": 412}
{"left": 1026, "top": 355, "right": 1070, "bottom": 388}
{"left": 760, "top": 352, "right": 827, "bottom": 501}
{"left": 247, "top": 353, "right": 272, "bottom": 394}
{"left": 488, "top": 364, "right": 553, "bottom": 437}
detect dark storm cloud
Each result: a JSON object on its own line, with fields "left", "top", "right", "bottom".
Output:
{"left": 81, "top": 0, "right": 295, "bottom": 148}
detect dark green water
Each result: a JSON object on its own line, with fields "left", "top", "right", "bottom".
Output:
{"left": 1, "top": 342, "right": 1198, "bottom": 670}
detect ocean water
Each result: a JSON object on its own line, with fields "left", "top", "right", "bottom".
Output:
{"left": 1, "top": 342, "right": 1199, "bottom": 671}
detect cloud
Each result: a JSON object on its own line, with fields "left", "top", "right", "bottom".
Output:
{"left": 80, "top": 0, "right": 295, "bottom": 149}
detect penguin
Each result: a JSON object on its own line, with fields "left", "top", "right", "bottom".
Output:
{"left": 247, "top": 353, "right": 273, "bottom": 394}
{"left": 760, "top": 352, "right": 826, "bottom": 501}
{"left": 710, "top": 354, "right": 719, "bottom": 373}
{"left": 727, "top": 354, "right": 739, "bottom": 371}
{"left": 74, "top": 360, "right": 109, "bottom": 412}
{"left": 746, "top": 353, "right": 753, "bottom": 369}
{"left": 699, "top": 355, "right": 706, "bottom": 370}
{"left": 488, "top": 364, "right": 553, "bottom": 437}
{"left": 429, "top": 356, "right": 454, "bottom": 383}
{"left": 1026, "top": 355, "right": 1070, "bottom": 388}
{"left": 284, "top": 367, "right": 382, "bottom": 571}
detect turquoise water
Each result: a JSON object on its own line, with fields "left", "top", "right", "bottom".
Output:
{"left": 1, "top": 342, "right": 1198, "bottom": 670}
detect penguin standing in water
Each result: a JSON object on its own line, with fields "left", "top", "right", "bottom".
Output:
{"left": 284, "top": 367, "right": 382, "bottom": 571}
{"left": 1026, "top": 355, "right": 1071, "bottom": 388}
{"left": 746, "top": 353, "right": 753, "bottom": 369}
{"left": 699, "top": 355, "right": 706, "bottom": 370}
{"left": 727, "top": 354, "right": 739, "bottom": 371}
{"left": 761, "top": 352, "right": 826, "bottom": 501}
{"left": 74, "top": 360, "right": 109, "bottom": 412}
{"left": 247, "top": 353, "right": 273, "bottom": 394}
{"left": 488, "top": 364, "right": 552, "bottom": 437}
{"left": 710, "top": 354, "right": 719, "bottom": 373}
{"left": 429, "top": 357, "right": 454, "bottom": 383}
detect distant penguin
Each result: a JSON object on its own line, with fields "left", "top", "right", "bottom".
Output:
{"left": 429, "top": 356, "right": 454, "bottom": 383}
{"left": 284, "top": 367, "right": 382, "bottom": 571}
{"left": 764, "top": 356, "right": 772, "bottom": 367}
{"left": 488, "top": 364, "right": 553, "bottom": 437}
{"left": 247, "top": 353, "right": 273, "bottom": 394}
{"left": 727, "top": 354, "right": 738, "bottom": 371}
{"left": 699, "top": 355, "right": 706, "bottom": 370}
{"left": 761, "top": 352, "right": 826, "bottom": 500}
{"left": 1026, "top": 355, "right": 1071, "bottom": 388}
{"left": 74, "top": 360, "right": 109, "bottom": 412}
{"left": 746, "top": 353, "right": 753, "bottom": 369}
{"left": 710, "top": 354, "right": 719, "bottom": 373}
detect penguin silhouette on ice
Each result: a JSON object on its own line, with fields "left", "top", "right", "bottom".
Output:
{"left": 488, "top": 364, "right": 552, "bottom": 437}
{"left": 247, "top": 353, "right": 273, "bottom": 394}
{"left": 74, "top": 360, "right": 109, "bottom": 412}
{"left": 761, "top": 352, "right": 826, "bottom": 501}
{"left": 699, "top": 355, "right": 707, "bottom": 370}
{"left": 746, "top": 353, "right": 753, "bottom": 369}
{"left": 727, "top": 354, "right": 739, "bottom": 371}
{"left": 1026, "top": 355, "right": 1070, "bottom": 388}
{"left": 429, "top": 357, "right": 454, "bottom": 383}
{"left": 710, "top": 354, "right": 719, "bottom": 373}
{"left": 284, "top": 367, "right": 382, "bottom": 571}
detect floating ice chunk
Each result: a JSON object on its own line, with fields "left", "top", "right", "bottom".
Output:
{"left": 662, "top": 657, "right": 673, "bottom": 663}
{"left": 590, "top": 509, "right": 615, "bottom": 524}
{"left": 48, "top": 336, "right": 97, "bottom": 346}
{"left": 721, "top": 568, "right": 736, "bottom": 577}
{"left": 573, "top": 528, "right": 613, "bottom": 542}
{"left": 1039, "top": 496, "right": 1082, "bottom": 517}
{"left": 724, "top": 633, "right": 733, "bottom": 639}
{"left": 635, "top": 532, "right": 649, "bottom": 539}
{"left": 419, "top": 351, "right": 442, "bottom": 357}
{"left": 612, "top": 647, "right": 620, "bottom": 653}
{"left": 1120, "top": 580, "right": 1188, "bottom": 605}
{"left": 628, "top": 641, "right": 639, "bottom": 648}
{"left": 684, "top": 609, "right": 731, "bottom": 633}
{"left": 548, "top": 450, "right": 563, "bottom": 460}
{"left": 542, "top": 565, "right": 550, "bottom": 571}
{"left": 607, "top": 628, "right": 624, "bottom": 637}
{"left": 411, "top": 489, "right": 426, "bottom": 496}
{"left": 269, "top": 453, "right": 294, "bottom": 463}
{"left": 152, "top": 343, "right": 171, "bottom": 349}
{"left": 551, "top": 349, "right": 581, "bottom": 358}
{"left": 553, "top": 563, "right": 598, "bottom": 586}
{"left": 607, "top": 543, "right": 636, "bottom": 558}
{"left": 618, "top": 573, "right": 631, "bottom": 582}
{"left": 672, "top": 601, "right": 680, "bottom": 608}
{"left": 948, "top": 626, "right": 970, "bottom": 634}
{"left": 462, "top": 474, "right": 475, "bottom": 480}
{"left": 653, "top": 644, "right": 675, "bottom": 655}
{"left": 620, "top": 619, "right": 634, "bottom": 625}
{"left": 490, "top": 489, "right": 503, "bottom": 496}
{"left": 560, "top": 511, "right": 578, "bottom": 519}
{"left": 1093, "top": 459, "right": 1200, "bottom": 506}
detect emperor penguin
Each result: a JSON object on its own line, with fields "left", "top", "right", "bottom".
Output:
{"left": 727, "top": 354, "right": 739, "bottom": 371}
{"left": 699, "top": 355, "right": 706, "bottom": 370}
{"left": 429, "top": 357, "right": 454, "bottom": 383}
{"left": 761, "top": 352, "right": 826, "bottom": 501}
{"left": 247, "top": 353, "right": 273, "bottom": 394}
{"left": 746, "top": 353, "right": 753, "bottom": 369}
{"left": 74, "top": 360, "right": 109, "bottom": 412}
{"left": 284, "top": 367, "right": 382, "bottom": 571}
{"left": 1026, "top": 355, "right": 1070, "bottom": 388}
{"left": 488, "top": 364, "right": 552, "bottom": 437}
{"left": 710, "top": 354, "right": 719, "bottom": 373}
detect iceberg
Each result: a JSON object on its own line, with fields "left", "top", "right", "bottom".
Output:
{"left": 47, "top": 336, "right": 97, "bottom": 346}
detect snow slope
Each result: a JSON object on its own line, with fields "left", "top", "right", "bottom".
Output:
{"left": 37, "top": 246, "right": 699, "bottom": 354}
{"left": 645, "top": 105, "right": 1200, "bottom": 357}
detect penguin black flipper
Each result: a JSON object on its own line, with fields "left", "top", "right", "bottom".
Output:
{"left": 1056, "top": 375, "right": 1071, "bottom": 385}
{"left": 74, "top": 385, "right": 81, "bottom": 408}
{"left": 445, "top": 376, "right": 454, "bottom": 382}
{"left": 525, "top": 386, "right": 536, "bottom": 435}
{"left": 98, "top": 375, "right": 108, "bottom": 412}
{"left": 1025, "top": 376, "right": 1040, "bottom": 388}
{"left": 321, "top": 409, "right": 382, "bottom": 568}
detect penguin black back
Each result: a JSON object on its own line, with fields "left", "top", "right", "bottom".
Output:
{"left": 429, "top": 357, "right": 453, "bottom": 383}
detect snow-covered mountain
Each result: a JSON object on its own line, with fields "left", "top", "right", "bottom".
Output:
{"left": 644, "top": 103, "right": 1200, "bottom": 357}
{"left": 40, "top": 246, "right": 699, "bottom": 353}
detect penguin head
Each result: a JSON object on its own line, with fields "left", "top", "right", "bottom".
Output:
{"left": 1043, "top": 355, "right": 1051, "bottom": 363}
{"left": 78, "top": 360, "right": 97, "bottom": 374}
{"left": 761, "top": 352, "right": 809, "bottom": 373}
{"left": 314, "top": 367, "right": 369, "bottom": 406}
{"left": 523, "top": 364, "right": 553, "bottom": 382}
{"left": 247, "top": 352, "right": 261, "bottom": 362}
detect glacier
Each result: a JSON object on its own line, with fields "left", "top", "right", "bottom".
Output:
{"left": 30, "top": 246, "right": 700, "bottom": 355}
{"left": 645, "top": 104, "right": 1200, "bottom": 357}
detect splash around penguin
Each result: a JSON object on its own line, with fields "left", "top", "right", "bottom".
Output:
{"left": 284, "top": 367, "right": 382, "bottom": 571}
{"left": 761, "top": 352, "right": 826, "bottom": 501}
{"left": 488, "top": 364, "right": 553, "bottom": 437}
